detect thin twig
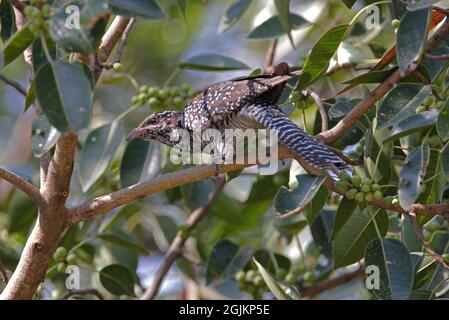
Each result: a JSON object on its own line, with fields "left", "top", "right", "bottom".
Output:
{"left": 305, "top": 90, "right": 328, "bottom": 132}
{"left": 425, "top": 53, "right": 449, "bottom": 61}
{"left": 0, "top": 168, "right": 41, "bottom": 203}
{"left": 299, "top": 267, "right": 364, "bottom": 298}
{"left": 141, "top": 176, "right": 227, "bottom": 300}
{"left": 408, "top": 210, "right": 449, "bottom": 271}
{"left": 0, "top": 259, "right": 8, "bottom": 284}
{"left": 264, "top": 39, "right": 278, "bottom": 72}
{"left": 101, "top": 18, "right": 136, "bottom": 69}
{"left": 277, "top": 205, "right": 308, "bottom": 219}
{"left": 60, "top": 289, "right": 104, "bottom": 300}
{"left": 0, "top": 75, "right": 27, "bottom": 96}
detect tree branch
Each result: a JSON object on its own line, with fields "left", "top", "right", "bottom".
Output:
{"left": 425, "top": 53, "right": 449, "bottom": 61}
{"left": 264, "top": 39, "right": 278, "bottom": 73}
{"left": 0, "top": 168, "right": 41, "bottom": 203}
{"left": 141, "top": 177, "right": 227, "bottom": 300}
{"left": 101, "top": 18, "right": 136, "bottom": 69}
{"left": 319, "top": 16, "right": 449, "bottom": 145}
{"left": 0, "top": 75, "right": 27, "bottom": 96}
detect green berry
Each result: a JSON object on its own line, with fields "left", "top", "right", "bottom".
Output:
{"left": 158, "top": 88, "right": 169, "bottom": 99}
{"left": 138, "top": 92, "right": 148, "bottom": 101}
{"left": 285, "top": 273, "right": 296, "bottom": 284}
{"left": 365, "top": 192, "right": 374, "bottom": 202}
{"left": 246, "top": 270, "right": 257, "bottom": 282}
{"left": 41, "top": 4, "right": 51, "bottom": 15}
{"left": 139, "top": 85, "right": 149, "bottom": 93}
{"left": 187, "top": 89, "right": 196, "bottom": 98}
{"left": 373, "top": 190, "right": 383, "bottom": 200}
{"left": 423, "top": 96, "right": 434, "bottom": 107}
{"left": 339, "top": 171, "right": 351, "bottom": 182}
{"left": 384, "top": 196, "right": 393, "bottom": 205}
{"left": 371, "top": 184, "right": 380, "bottom": 191}
{"left": 362, "top": 178, "right": 371, "bottom": 185}
{"left": 303, "top": 271, "right": 313, "bottom": 282}
{"left": 112, "top": 63, "right": 125, "bottom": 73}
{"left": 254, "top": 276, "right": 264, "bottom": 287}
{"left": 148, "top": 86, "right": 159, "bottom": 97}
{"left": 66, "top": 253, "right": 77, "bottom": 265}
{"left": 415, "top": 105, "right": 427, "bottom": 113}
{"left": 345, "top": 188, "right": 358, "bottom": 200}
{"left": 435, "top": 101, "right": 445, "bottom": 109}
{"left": 170, "top": 87, "right": 181, "bottom": 97}
{"left": 334, "top": 180, "right": 350, "bottom": 192}
{"left": 361, "top": 184, "right": 371, "bottom": 193}
{"left": 131, "top": 96, "right": 140, "bottom": 105}
{"left": 181, "top": 84, "right": 191, "bottom": 92}
{"left": 392, "top": 19, "right": 400, "bottom": 29}
{"left": 355, "top": 192, "right": 365, "bottom": 203}
{"left": 53, "top": 247, "right": 67, "bottom": 262}
{"left": 173, "top": 96, "right": 184, "bottom": 108}
{"left": 351, "top": 175, "right": 361, "bottom": 187}
{"left": 276, "top": 268, "right": 287, "bottom": 279}
{"left": 392, "top": 198, "right": 399, "bottom": 206}
{"left": 148, "top": 97, "right": 160, "bottom": 109}
{"left": 56, "top": 262, "right": 67, "bottom": 273}
{"left": 235, "top": 270, "right": 246, "bottom": 282}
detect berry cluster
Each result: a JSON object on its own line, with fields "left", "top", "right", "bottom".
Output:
{"left": 234, "top": 268, "right": 298, "bottom": 296}
{"left": 53, "top": 246, "right": 77, "bottom": 273}
{"left": 131, "top": 84, "right": 196, "bottom": 110}
{"left": 416, "top": 94, "right": 445, "bottom": 114}
{"left": 334, "top": 172, "right": 383, "bottom": 204}
{"left": 24, "top": 0, "right": 51, "bottom": 37}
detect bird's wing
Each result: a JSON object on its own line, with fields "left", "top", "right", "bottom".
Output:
{"left": 244, "top": 104, "right": 350, "bottom": 175}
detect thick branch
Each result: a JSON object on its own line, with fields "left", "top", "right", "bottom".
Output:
{"left": 141, "top": 177, "right": 227, "bottom": 300}
{"left": 0, "top": 168, "right": 41, "bottom": 203}
{"left": 319, "top": 17, "right": 449, "bottom": 145}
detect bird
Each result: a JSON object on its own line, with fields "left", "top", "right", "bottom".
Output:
{"left": 127, "top": 62, "right": 350, "bottom": 176}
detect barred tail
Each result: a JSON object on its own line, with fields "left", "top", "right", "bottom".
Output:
{"left": 247, "top": 104, "right": 350, "bottom": 175}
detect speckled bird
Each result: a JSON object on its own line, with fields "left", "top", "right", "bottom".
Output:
{"left": 127, "top": 62, "right": 350, "bottom": 175}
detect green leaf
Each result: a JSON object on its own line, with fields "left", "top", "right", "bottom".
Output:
{"left": 247, "top": 14, "right": 308, "bottom": 39}
{"left": 32, "top": 113, "right": 60, "bottom": 158}
{"left": 417, "top": 149, "right": 445, "bottom": 206}
{"left": 24, "top": 81, "right": 35, "bottom": 111}
{"left": 310, "top": 210, "right": 334, "bottom": 258}
{"left": 252, "top": 249, "right": 291, "bottom": 274}
{"left": 79, "top": 122, "right": 124, "bottom": 192}
{"left": 304, "top": 185, "right": 329, "bottom": 224}
{"left": 437, "top": 98, "right": 449, "bottom": 141}
{"left": 205, "top": 239, "right": 253, "bottom": 284}
{"left": 274, "top": 174, "right": 325, "bottom": 215}
{"left": 330, "top": 197, "right": 357, "bottom": 241}
{"left": 385, "top": 110, "right": 439, "bottom": 142}
{"left": 364, "top": 239, "right": 414, "bottom": 300}
{"left": 364, "top": 123, "right": 391, "bottom": 184}
{"left": 177, "top": 0, "right": 187, "bottom": 17}
{"left": 99, "top": 264, "right": 135, "bottom": 296}
{"left": 3, "top": 26, "right": 36, "bottom": 66}
{"left": 296, "top": 24, "right": 349, "bottom": 90}
{"left": 108, "top": 0, "right": 166, "bottom": 19}
{"left": 35, "top": 61, "right": 93, "bottom": 133}
{"left": 423, "top": 231, "right": 449, "bottom": 290}
{"left": 441, "top": 143, "right": 449, "bottom": 181}
{"left": 0, "top": 0, "right": 15, "bottom": 42}
{"left": 328, "top": 101, "right": 353, "bottom": 120}
{"left": 378, "top": 85, "right": 432, "bottom": 130}
{"left": 342, "top": 68, "right": 396, "bottom": 85}
{"left": 398, "top": 144, "right": 429, "bottom": 210}
{"left": 218, "top": 0, "right": 252, "bottom": 33}
{"left": 396, "top": 8, "right": 431, "bottom": 75}
{"left": 378, "top": 84, "right": 424, "bottom": 129}
{"left": 401, "top": 216, "right": 421, "bottom": 252}
{"left": 409, "top": 289, "right": 433, "bottom": 300}
{"left": 98, "top": 233, "right": 149, "bottom": 255}
{"left": 332, "top": 207, "right": 388, "bottom": 269}
{"left": 180, "top": 54, "right": 249, "bottom": 71}
{"left": 342, "top": 0, "right": 356, "bottom": 9}
{"left": 120, "top": 139, "right": 160, "bottom": 188}
{"left": 253, "top": 258, "right": 298, "bottom": 300}
{"left": 274, "top": 0, "right": 293, "bottom": 46}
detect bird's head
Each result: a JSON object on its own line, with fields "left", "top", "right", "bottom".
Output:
{"left": 127, "top": 111, "right": 183, "bottom": 146}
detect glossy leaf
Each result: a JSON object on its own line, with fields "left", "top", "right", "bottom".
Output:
{"left": 332, "top": 207, "right": 388, "bottom": 269}
{"left": 205, "top": 240, "right": 253, "bottom": 284}
{"left": 441, "top": 143, "right": 449, "bottom": 181}
{"left": 417, "top": 149, "right": 445, "bottom": 206}
{"left": 0, "top": 0, "right": 14, "bottom": 42}
{"left": 274, "top": 0, "right": 293, "bottom": 46}
{"left": 436, "top": 98, "right": 449, "bottom": 141}
{"left": 401, "top": 216, "right": 421, "bottom": 252}
{"left": 364, "top": 239, "right": 414, "bottom": 300}
{"left": 79, "top": 122, "right": 124, "bottom": 192}
{"left": 180, "top": 54, "right": 249, "bottom": 71}
{"left": 304, "top": 185, "right": 329, "bottom": 224}
{"left": 31, "top": 113, "right": 60, "bottom": 158}
{"left": 247, "top": 14, "right": 308, "bottom": 39}
{"left": 396, "top": 8, "right": 431, "bottom": 75}
{"left": 274, "top": 174, "right": 325, "bottom": 215}
{"left": 99, "top": 264, "right": 135, "bottom": 296}
{"left": 3, "top": 26, "right": 36, "bottom": 66}
{"left": 108, "top": 0, "right": 166, "bottom": 19}
{"left": 98, "top": 233, "right": 149, "bottom": 255}
{"left": 328, "top": 101, "right": 353, "bottom": 120}
{"left": 252, "top": 249, "right": 291, "bottom": 274}
{"left": 398, "top": 144, "right": 429, "bottom": 210}
{"left": 423, "top": 231, "right": 449, "bottom": 290}
{"left": 386, "top": 110, "right": 439, "bottom": 142}
{"left": 35, "top": 61, "right": 93, "bottom": 133}
{"left": 296, "top": 24, "right": 349, "bottom": 90}
{"left": 218, "top": 0, "right": 252, "bottom": 33}
{"left": 253, "top": 258, "right": 297, "bottom": 300}
{"left": 310, "top": 210, "right": 334, "bottom": 259}
{"left": 330, "top": 197, "right": 357, "bottom": 241}
{"left": 120, "top": 139, "right": 161, "bottom": 188}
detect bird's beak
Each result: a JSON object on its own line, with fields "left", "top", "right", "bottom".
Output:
{"left": 126, "top": 128, "right": 142, "bottom": 141}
